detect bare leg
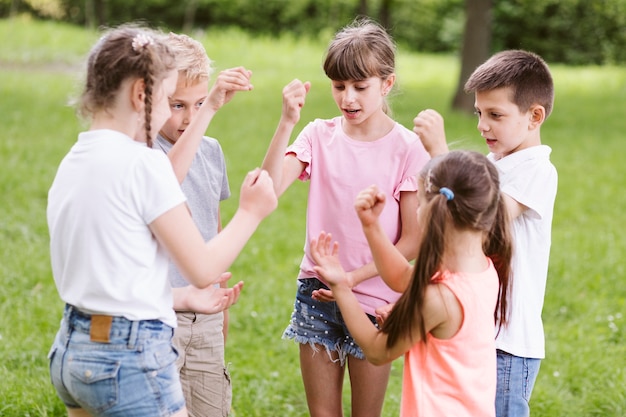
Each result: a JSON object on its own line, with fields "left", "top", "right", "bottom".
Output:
{"left": 299, "top": 343, "right": 345, "bottom": 417}
{"left": 348, "top": 356, "right": 391, "bottom": 417}
{"left": 67, "top": 409, "right": 92, "bottom": 417}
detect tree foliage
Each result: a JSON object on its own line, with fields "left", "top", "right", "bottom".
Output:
{"left": 2, "top": 0, "right": 625, "bottom": 65}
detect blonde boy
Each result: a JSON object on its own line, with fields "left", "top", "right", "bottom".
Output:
{"left": 153, "top": 33, "right": 237, "bottom": 417}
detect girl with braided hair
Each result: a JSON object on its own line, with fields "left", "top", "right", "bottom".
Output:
{"left": 310, "top": 150, "right": 513, "bottom": 417}
{"left": 46, "top": 25, "right": 276, "bottom": 417}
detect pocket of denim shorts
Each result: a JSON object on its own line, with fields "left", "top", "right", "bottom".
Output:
{"left": 151, "top": 341, "right": 178, "bottom": 370}
{"left": 68, "top": 357, "right": 121, "bottom": 412}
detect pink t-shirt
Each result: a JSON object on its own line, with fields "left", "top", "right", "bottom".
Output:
{"left": 287, "top": 117, "right": 430, "bottom": 315}
{"left": 401, "top": 260, "right": 499, "bottom": 417}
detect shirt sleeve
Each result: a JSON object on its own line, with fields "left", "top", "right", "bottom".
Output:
{"left": 287, "top": 122, "right": 314, "bottom": 181}
{"left": 132, "top": 150, "right": 187, "bottom": 224}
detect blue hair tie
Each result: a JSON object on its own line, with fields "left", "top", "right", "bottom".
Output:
{"left": 439, "top": 187, "right": 454, "bottom": 201}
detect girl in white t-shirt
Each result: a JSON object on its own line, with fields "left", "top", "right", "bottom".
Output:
{"left": 47, "top": 25, "right": 276, "bottom": 417}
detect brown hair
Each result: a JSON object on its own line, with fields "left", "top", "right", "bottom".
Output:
{"left": 465, "top": 49, "right": 554, "bottom": 118}
{"left": 382, "top": 150, "right": 513, "bottom": 348}
{"left": 166, "top": 32, "right": 213, "bottom": 86}
{"left": 323, "top": 18, "right": 396, "bottom": 113}
{"left": 78, "top": 24, "right": 176, "bottom": 146}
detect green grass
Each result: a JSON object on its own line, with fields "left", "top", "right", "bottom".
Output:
{"left": 0, "top": 17, "right": 625, "bottom": 416}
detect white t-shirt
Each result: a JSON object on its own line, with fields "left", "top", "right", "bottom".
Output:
{"left": 488, "top": 145, "right": 557, "bottom": 358}
{"left": 47, "top": 129, "right": 186, "bottom": 328}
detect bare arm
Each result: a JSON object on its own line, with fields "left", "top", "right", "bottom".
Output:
{"left": 261, "top": 79, "right": 310, "bottom": 196}
{"left": 168, "top": 67, "right": 253, "bottom": 183}
{"left": 502, "top": 192, "right": 527, "bottom": 220}
{"left": 171, "top": 272, "right": 243, "bottom": 314}
{"left": 357, "top": 188, "right": 417, "bottom": 292}
{"left": 312, "top": 188, "right": 417, "bottom": 301}
{"left": 150, "top": 168, "right": 276, "bottom": 289}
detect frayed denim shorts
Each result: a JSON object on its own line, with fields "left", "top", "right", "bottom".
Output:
{"left": 48, "top": 304, "right": 185, "bottom": 416}
{"left": 282, "top": 278, "right": 378, "bottom": 365}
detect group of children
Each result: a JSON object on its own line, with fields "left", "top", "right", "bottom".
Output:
{"left": 46, "top": 17, "right": 556, "bottom": 417}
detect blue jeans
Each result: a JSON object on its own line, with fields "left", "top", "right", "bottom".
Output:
{"left": 283, "top": 278, "right": 378, "bottom": 365}
{"left": 495, "top": 350, "right": 541, "bottom": 417}
{"left": 48, "top": 304, "right": 185, "bottom": 416}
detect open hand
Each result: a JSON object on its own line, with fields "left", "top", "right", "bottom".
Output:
{"left": 310, "top": 232, "right": 348, "bottom": 290}
{"left": 182, "top": 272, "right": 244, "bottom": 314}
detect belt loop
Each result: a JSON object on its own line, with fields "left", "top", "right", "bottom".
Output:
{"left": 128, "top": 319, "right": 140, "bottom": 349}
{"left": 62, "top": 304, "right": 74, "bottom": 340}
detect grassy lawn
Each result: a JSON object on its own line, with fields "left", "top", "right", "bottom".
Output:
{"left": 0, "top": 16, "right": 624, "bottom": 416}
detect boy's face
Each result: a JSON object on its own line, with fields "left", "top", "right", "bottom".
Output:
{"left": 144, "top": 69, "right": 178, "bottom": 143}
{"left": 160, "top": 76, "right": 209, "bottom": 143}
{"left": 473, "top": 87, "right": 541, "bottom": 159}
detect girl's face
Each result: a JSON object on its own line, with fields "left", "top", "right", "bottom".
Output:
{"left": 160, "top": 77, "right": 209, "bottom": 144}
{"left": 149, "top": 69, "right": 179, "bottom": 142}
{"left": 473, "top": 87, "right": 540, "bottom": 159}
{"left": 330, "top": 75, "right": 393, "bottom": 125}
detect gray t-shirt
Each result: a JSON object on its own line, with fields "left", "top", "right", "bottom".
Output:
{"left": 153, "top": 134, "right": 231, "bottom": 287}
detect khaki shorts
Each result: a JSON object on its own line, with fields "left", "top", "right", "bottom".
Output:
{"left": 174, "top": 311, "right": 232, "bottom": 417}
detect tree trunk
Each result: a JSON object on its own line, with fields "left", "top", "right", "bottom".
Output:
{"left": 10, "top": 0, "right": 18, "bottom": 16}
{"left": 183, "top": 0, "right": 199, "bottom": 34}
{"left": 379, "top": 0, "right": 392, "bottom": 29}
{"left": 358, "top": 0, "right": 367, "bottom": 17}
{"left": 85, "top": 0, "right": 95, "bottom": 28}
{"left": 95, "top": 0, "right": 107, "bottom": 27}
{"left": 451, "top": 0, "right": 492, "bottom": 113}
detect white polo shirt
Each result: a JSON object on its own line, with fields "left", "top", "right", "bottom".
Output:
{"left": 489, "top": 145, "right": 558, "bottom": 359}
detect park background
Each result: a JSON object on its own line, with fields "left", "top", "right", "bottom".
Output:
{"left": 0, "top": 0, "right": 625, "bottom": 415}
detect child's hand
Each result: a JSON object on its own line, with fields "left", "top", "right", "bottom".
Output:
{"left": 374, "top": 302, "right": 395, "bottom": 327}
{"left": 354, "top": 185, "right": 386, "bottom": 227}
{"left": 310, "top": 232, "right": 349, "bottom": 289}
{"left": 281, "top": 79, "right": 311, "bottom": 126}
{"left": 413, "top": 109, "right": 449, "bottom": 157}
{"left": 239, "top": 168, "right": 278, "bottom": 220}
{"left": 184, "top": 272, "right": 244, "bottom": 314}
{"left": 205, "top": 66, "right": 254, "bottom": 112}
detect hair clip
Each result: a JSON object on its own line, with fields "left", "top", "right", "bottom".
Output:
{"left": 439, "top": 187, "right": 454, "bottom": 201}
{"left": 132, "top": 33, "right": 154, "bottom": 51}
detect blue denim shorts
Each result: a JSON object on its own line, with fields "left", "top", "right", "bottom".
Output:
{"left": 48, "top": 305, "right": 185, "bottom": 416}
{"left": 282, "top": 278, "right": 378, "bottom": 365}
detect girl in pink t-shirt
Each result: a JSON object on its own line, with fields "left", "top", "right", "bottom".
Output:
{"left": 310, "top": 151, "right": 513, "bottom": 417}
{"left": 261, "top": 17, "right": 429, "bottom": 417}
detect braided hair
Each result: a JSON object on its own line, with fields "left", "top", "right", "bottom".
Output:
{"left": 78, "top": 24, "right": 176, "bottom": 146}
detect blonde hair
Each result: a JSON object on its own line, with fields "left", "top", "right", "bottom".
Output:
{"left": 166, "top": 32, "right": 214, "bottom": 86}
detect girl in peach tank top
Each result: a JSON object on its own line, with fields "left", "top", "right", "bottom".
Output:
{"left": 311, "top": 150, "right": 513, "bottom": 416}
